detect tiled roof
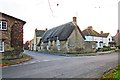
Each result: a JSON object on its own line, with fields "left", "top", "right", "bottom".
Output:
{"left": 101, "top": 33, "right": 109, "bottom": 38}
{"left": 41, "top": 22, "right": 85, "bottom": 43}
{"left": 82, "top": 27, "right": 101, "bottom": 37}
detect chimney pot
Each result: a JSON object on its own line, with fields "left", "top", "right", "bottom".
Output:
{"left": 45, "top": 28, "right": 48, "bottom": 31}
{"left": 101, "top": 31, "right": 103, "bottom": 34}
{"left": 73, "top": 17, "right": 77, "bottom": 23}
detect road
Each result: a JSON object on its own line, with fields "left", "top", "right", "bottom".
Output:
{"left": 2, "top": 51, "right": 118, "bottom": 78}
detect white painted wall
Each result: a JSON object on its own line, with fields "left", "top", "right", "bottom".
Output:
{"left": 85, "top": 36, "right": 103, "bottom": 49}
{"left": 85, "top": 34, "right": 113, "bottom": 49}
{"left": 33, "top": 33, "right": 37, "bottom": 51}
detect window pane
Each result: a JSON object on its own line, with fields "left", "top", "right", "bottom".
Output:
{"left": 0, "top": 21, "right": 2, "bottom": 29}
{"left": 0, "top": 41, "right": 3, "bottom": 52}
{"left": 2, "top": 21, "right": 7, "bottom": 29}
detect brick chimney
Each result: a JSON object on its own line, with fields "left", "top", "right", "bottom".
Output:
{"left": 35, "top": 28, "right": 37, "bottom": 31}
{"left": 45, "top": 28, "right": 48, "bottom": 31}
{"left": 117, "top": 29, "right": 120, "bottom": 33}
{"left": 88, "top": 26, "right": 93, "bottom": 30}
{"left": 73, "top": 17, "right": 77, "bottom": 23}
{"left": 101, "top": 31, "right": 103, "bottom": 34}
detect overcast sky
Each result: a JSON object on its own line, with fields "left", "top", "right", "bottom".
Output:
{"left": 0, "top": 0, "right": 119, "bottom": 43}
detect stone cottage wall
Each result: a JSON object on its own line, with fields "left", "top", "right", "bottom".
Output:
{"left": 66, "top": 24, "right": 85, "bottom": 53}
{"left": 84, "top": 41, "right": 96, "bottom": 53}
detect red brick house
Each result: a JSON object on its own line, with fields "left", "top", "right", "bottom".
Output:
{"left": 0, "top": 12, "right": 26, "bottom": 59}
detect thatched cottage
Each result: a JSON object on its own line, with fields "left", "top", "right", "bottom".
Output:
{"left": 38, "top": 17, "right": 96, "bottom": 53}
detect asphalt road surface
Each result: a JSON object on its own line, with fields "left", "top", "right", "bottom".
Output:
{"left": 2, "top": 51, "right": 118, "bottom": 78}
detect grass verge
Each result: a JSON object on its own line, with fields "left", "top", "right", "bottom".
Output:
{"left": 101, "top": 65, "right": 120, "bottom": 79}
{"left": 0, "top": 54, "right": 32, "bottom": 67}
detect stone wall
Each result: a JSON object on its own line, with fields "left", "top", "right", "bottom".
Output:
{"left": 66, "top": 24, "right": 85, "bottom": 53}
{"left": 84, "top": 41, "right": 96, "bottom": 53}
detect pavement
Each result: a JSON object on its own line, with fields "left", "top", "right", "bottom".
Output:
{"left": 1, "top": 51, "right": 118, "bottom": 78}
{"left": 36, "top": 50, "right": 115, "bottom": 57}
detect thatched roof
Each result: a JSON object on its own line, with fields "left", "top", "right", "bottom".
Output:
{"left": 41, "top": 22, "right": 85, "bottom": 43}
{"left": 82, "top": 26, "right": 101, "bottom": 37}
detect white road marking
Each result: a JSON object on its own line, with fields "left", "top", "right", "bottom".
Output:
{"left": 2, "top": 58, "right": 64, "bottom": 68}
{"left": 43, "top": 60, "right": 50, "bottom": 62}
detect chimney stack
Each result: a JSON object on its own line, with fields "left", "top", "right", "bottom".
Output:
{"left": 88, "top": 26, "right": 93, "bottom": 30}
{"left": 45, "top": 28, "right": 48, "bottom": 31}
{"left": 35, "top": 28, "right": 37, "bottom": 31}
{"left": 117, "top": 29, "right": 120, "bottom": 33}
{"left": 73, "top": 17, "right": 77, "bottom": 23}
{"left": 101, "top": 31, "right": 103, "bottom": 34}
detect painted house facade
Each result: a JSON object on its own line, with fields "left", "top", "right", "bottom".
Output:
{"left": 38, "top": 17, "right": 96, "bottom": 53}
{"left": 82, "top": 26, "right": 113, "bottom": 49}
{"left": 0, "top": 12, "right": 26, "bottom": 59}
{"left": 100, "top": 31, "right": 114, "bottom": 47}
{"left": 33, "top": 29, "right": 45, "bottom": 51}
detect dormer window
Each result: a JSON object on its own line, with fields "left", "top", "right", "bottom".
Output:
{"left": 0, "top": 21, "right": 7, "bottom": 30}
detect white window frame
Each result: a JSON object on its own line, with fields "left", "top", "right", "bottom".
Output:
{"left": 0, "top": 21, "right": 7, "bottom": 30}
{"left": 0, "top": 41, "right": 4, "bottom": 52}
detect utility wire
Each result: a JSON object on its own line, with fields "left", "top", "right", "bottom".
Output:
{"left": 48, "top": 0, "right": 55, "bottom": 18}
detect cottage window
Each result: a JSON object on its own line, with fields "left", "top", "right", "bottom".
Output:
{"left": 109, "top": 38, "right": 110, "bottom": 41}
{"left": 0, "top": 40, "right": 4, "bottom": 52}
{"left": 0, "top": 21, "right": 7, "bottom": 30}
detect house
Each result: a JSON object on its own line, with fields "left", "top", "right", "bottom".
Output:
{"left": 82, "top": 26, "right": 113, "bottom": 49}
{"left": 33, "top": 28, "right": 45, "bottom": 51}
{"left": 38, "top": 17, "right": 96, "bottom": 53}
{"left": 0, "top": 12, "right": 26, "bottom": 59}
{"left": 100, "top": 31, "right": 115, "bottom": 47}
{"left": 29, "top": 39, "right": 34, "bottom": 50}
{"left": 114, "top": 29, "right": 120, "bottom": 47}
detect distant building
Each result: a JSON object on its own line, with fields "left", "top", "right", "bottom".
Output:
{"left": 100, "top": 31, "right": 115, "bottom": 47}
{"left": 38, "top": 17, "right": 96, "bottom": 53}
{"left": 114, "top": 29, "right": 120, "bottom": 47}
{"left": 82, "top": 26, "right": 113, "bottom": 49}
{"left": 29, "top": 39, "right": 34, "bottom": 50}
{"left": 0, "top": 12, "right": 26, "bottom": 59}
{"left": 33, "top": 29, "right": 45, "bottom": 51}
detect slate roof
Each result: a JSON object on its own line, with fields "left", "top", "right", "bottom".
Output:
{"left": 41, "top": 22, "right": 85, "bottom": 43}
{"left": 35, "top": 30, "right": 45, "bottom": 37}
{"left": 0, "top": 12, "right": 26, "bottom": 24}
{"left": 82, "top": 27, "right": 101, "bottom": 37}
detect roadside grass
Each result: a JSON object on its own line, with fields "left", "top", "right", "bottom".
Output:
{"left": 114, "top": 49, "right": 120, "bottom": 52}
{"left": 101, "top": 65, "right": 120, "bottom": 79}
{"left": 0, "top": 54, "right": 32, "bottom": 67}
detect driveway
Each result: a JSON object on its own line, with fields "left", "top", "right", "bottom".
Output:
{"left": 2, "top": 51, "right": 118, "bottom": 78}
